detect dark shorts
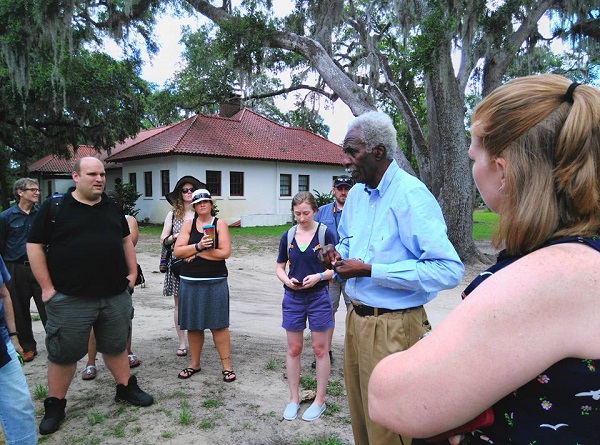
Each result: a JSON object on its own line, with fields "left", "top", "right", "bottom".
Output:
{"left": 282, "top": 286, "right": 334, "bottom": 332}
{"left": 44, "top": 290, "right": 132, "bottom": 364}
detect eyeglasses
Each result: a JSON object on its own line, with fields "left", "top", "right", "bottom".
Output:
{"left": 23, "top": 188, "right": 40, "bottom": 193}
{"left": 339, "top": 235, "right": 353, "bottom": 245}
{"left": 181, "top": 187, "right": 195, "bottom": 193}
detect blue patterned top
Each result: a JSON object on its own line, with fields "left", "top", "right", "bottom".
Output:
{"left": 467, "top": 237, "right": 600, "bottom": 445}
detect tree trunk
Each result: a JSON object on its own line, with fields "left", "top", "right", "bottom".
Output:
{"left": 425, "top": 43, "right": 488, "bottom": 264}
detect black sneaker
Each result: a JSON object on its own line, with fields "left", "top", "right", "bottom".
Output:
{"left": 115, "top": 375, "right": 154, "bottom": 406}
{"left": 39, "top": 397, "right": 66, "bottom": 435}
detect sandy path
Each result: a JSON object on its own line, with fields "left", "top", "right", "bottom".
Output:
{"left": 16, "top": 232, "right": 492, "bottom": 445}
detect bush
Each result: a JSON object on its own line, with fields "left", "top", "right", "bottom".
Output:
{"left": 313, "top": 189, "right": 334, "bottom": 207}
{"left": 114, "top": 180, "right": 141, "bottom": 217}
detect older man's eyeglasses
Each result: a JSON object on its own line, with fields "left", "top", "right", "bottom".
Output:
{"left": 23, "top": 188, "right": 40, "bottom": 193}
{"left": 339, "top": 235, "right": 353, "bottom": 245}
{"left": 181, "top": 187, "right": 195, "bottom": 193}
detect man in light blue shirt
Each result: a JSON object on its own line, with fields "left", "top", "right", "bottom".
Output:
{"left": 320, "top": 111, "right": 464, "bottom": 445}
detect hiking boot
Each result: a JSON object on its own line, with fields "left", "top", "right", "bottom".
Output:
{"left": 39, "top": 397, "right": 66, "bottom": 435}
{"left": 115, "top": 375, "right": 154, "bottom": 406}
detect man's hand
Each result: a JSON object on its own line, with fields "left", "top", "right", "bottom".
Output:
{"left": 331, "top": 258, "right": 372, "bottom": 279}
{"left": 126, "top": 274, "right": 136, "bottom": 290}
{"left": 318, "top": 244, "right": 341, "bottom": 269}
{"left": 41, "top": 287, "right": 57, "bottom": 303}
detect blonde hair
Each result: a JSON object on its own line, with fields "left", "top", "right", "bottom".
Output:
{"left": 172, "top": 199, "right": 185, "bottom": 220}
{"left": 472, "top": 74, "right": 600, "bottom": 255}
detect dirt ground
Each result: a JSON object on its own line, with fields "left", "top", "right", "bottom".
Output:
{"left": 13, "top": 231, "right": 495, "bottom": 445}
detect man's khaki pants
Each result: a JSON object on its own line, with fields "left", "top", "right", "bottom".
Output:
{"left": 343, "top": 304, "right": 430, "bottom": 445}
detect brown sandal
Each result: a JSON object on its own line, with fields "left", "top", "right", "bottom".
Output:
{"left": 222, "top": 370, "right": 236, "bottom": 383}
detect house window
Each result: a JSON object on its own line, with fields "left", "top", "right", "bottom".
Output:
{"left": 280, "top": 174, "right": 292, "bottom": 196}
{"left": 230, "top": 171, "right": 244, "bottom": 196}
{"left": 129, "top": 173, "right": 137, "bottom": 191}
{"left": 206, "top": 170, "right": 221, "bottom": 196}
{"left": 298, "top": 175, "right": 310, "bottom": 192}
{"left": 160, "top": 170, "right": 170, "bottom": 196}
{"left": 144, "top": 171, "right": 152, "bottom": 197}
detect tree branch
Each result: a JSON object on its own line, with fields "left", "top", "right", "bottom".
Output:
{"left": 187, "top": 0, "right": 376, "bottom": 115}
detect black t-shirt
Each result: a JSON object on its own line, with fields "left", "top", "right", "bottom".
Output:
{"left": 28, "top": 191, "right": 130, "bottom": 298}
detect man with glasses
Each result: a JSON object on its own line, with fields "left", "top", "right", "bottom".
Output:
{"left": 0, "top": 178, "right": 46, "bottom": 363}
{"left": 313, "top": 175, "right": 355, "bottom": 368}
{"left": 319, "top": 112, "right": 464, "bottom": 445}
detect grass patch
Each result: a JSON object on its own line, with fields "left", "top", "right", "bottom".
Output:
{"left": 202, "top": 399, "right": 224, "bottom": 409}
{"left": 88, "top": 411, "right": 106, "bottom": 425}
{"left": 326, "top": 380, "right": 345, "bottom": 397}
{"left": 161, "top": 431, "right": 175, "bottom": 438}
{"left": 31, "top": 314, "right": 41, "bottom": 322}
{"left": 229, "top": 224, "right": 292, "bottom": 237}
{"left": 265, "top": 357, "right": 280, "bottom": 370}
{"left": 111, "top": 424, "right": 125, "bottom": 438}
{"left": 33, "top": 383, "right": 48, "bottom": 399}
{"left": 473, "top": 210, "right": 497, "bottom": 240}
{"left": 179, "top": 400, "right": 192, "bottom": 425}
{"left": 324, "top": 402, "right": 341, "bottom": 415}
{"left": 300, "top": 375, "right": 317, "bottom": 391}
{"left": 138, "top": 224, "right": 162, "bottom": 236}
{"left": 198, "top": 418, "right": 215, "bottom": 429}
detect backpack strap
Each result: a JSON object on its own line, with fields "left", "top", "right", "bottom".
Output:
{"left": 287, "top": 224, "right": 297, "bottom": 255}
{"left": 49, "top": 194, "right": 64, "bottom": 223}
{"left": 287, "top": 222, "right": 327, "bottom": 256}
{"left": 317, "top": 222, "right": 326, "bottom": 247}
{"left": 49, "top": 192, "right": 120, "bottom": 225}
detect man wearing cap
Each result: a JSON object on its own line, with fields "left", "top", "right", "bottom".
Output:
{"left": 0, "top": 178, "right": 47, "bottom": 363}
{"left": 319, "top": 112, "right": 463, "bottom": 445}
{"left": 313, "top": 175, "right": 354, "bottom": 367}
{"left": 27, "top": 157, "right": 153, "bottom": 435}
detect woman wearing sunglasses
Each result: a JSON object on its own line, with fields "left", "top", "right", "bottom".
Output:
{"left": 161, "top": 176, "right": 204, "bottom": 357}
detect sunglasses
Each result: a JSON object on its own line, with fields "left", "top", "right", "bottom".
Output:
{"left": 181, "top": 187, "right": 195, "bottom": 193}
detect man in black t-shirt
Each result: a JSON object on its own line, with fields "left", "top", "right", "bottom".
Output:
{"left": 27, "top": 157, "right": 153, "bottom": 436}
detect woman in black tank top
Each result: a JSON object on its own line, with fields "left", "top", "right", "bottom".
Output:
{"left": 173, "top": 189, "right": 236, "bottom": 383}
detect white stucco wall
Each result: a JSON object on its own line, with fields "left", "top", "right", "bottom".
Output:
{"left": 37, "top": 167, "right": 122, "bottom": 199}
{"left": 118, "top": 155, "right": 346, "bottom": 226}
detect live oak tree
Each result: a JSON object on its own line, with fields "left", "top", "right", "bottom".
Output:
{"left": 2, "top": 0, "right": 598, "bottom": 262}
{"left": 183, "top": 0, "right": 598, "bottom": 263}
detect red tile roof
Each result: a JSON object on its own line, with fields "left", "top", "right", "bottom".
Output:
{"left": 106, "top": 109, "right": 343, "bottom": 165}
{"left": 28, "top": 126, "right": 171, "bottom": 174}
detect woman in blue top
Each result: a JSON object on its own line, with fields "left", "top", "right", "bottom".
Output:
{"left": 276, "top": 191, "right": 335, "bottom": 422}
{"left": 369, "top": 75, "right": 600, "bottom": 444}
